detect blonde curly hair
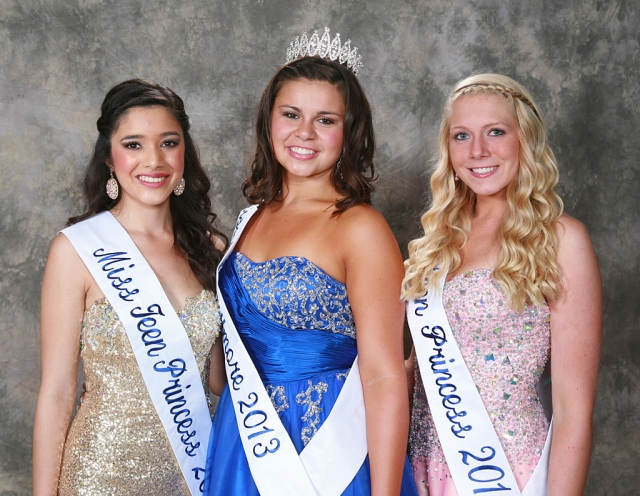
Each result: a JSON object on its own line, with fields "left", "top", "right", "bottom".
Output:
{"left": 402, "top": 74, "right": 564, "bottom": 311}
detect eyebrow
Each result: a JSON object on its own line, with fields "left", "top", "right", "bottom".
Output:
{"left": 450, "top": 121, "right": 510, "bottom": 130}
{"left": 277, "top": 104, "right": 343, "bottom": 117}
{"left": 120, "top": 131, "right": 181, "bottom": 141}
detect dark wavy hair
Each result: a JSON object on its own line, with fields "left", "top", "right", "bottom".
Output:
{"left": 242, "top": 56, "right": 376, "bottom": 214}
{"left": 68, "top": 78, "right": 227, "bottom": 290}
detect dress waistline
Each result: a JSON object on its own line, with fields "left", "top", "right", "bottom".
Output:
{"left": 219, "top": 259, "right": 357, "bottom": 383}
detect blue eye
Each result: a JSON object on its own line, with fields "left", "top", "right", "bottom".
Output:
{"left": 489, "top": 128, "right": 504, "bottom": 136}
{"left": 454, "top": 132, "right": 469, "bottom": 141}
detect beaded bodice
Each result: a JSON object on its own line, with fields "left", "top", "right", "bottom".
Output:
{"left": 233, "top": 252, "right": 356, "bottom": 339}
{"left": 80, "top": 289, "right": 219, "bottom": 386}
{"left": 410, "top": 270, "right": 551, "bottom": 485}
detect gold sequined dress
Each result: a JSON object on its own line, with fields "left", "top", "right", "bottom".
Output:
{"left": 58, "top": 289, "right": 220, "bottom": 496}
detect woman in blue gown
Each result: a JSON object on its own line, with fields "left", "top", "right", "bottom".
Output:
{"left": 205, "top": 27, "right": 418, "bottom": 495}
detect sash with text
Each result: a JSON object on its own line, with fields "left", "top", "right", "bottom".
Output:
{"left": 63, "top": 212, "right": 211, "bottom": 495}
{"left": 217, "top": 205, "right": 368, "bottom": 496}
{"left": 407, "top": 276, "right": 552, "bottom": 496}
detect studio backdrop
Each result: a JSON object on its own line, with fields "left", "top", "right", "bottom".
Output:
{"left": 0, "top": 0, "right": 638, "bottom": 493}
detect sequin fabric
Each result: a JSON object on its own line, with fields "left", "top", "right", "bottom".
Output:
{"left": 235, "top": 252, "right": 356, "bottom": 338}
{"left": 58, "top": 290, "right": 220, "bottom": 496}
{"left": 409, "top": 270, "right": 550, "bottom": 495}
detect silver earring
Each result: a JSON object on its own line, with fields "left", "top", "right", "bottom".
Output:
{"left": 336, "top": 156, "right": 344, "bottom": 181}
{"left": 454, "top": 172, "right": 459, "bottom": 182}
{"left": 173, "top": 177, "right": 186, "bottom": 196}
{"left": 106, "top": 168, "right": 119, "bottom": 199}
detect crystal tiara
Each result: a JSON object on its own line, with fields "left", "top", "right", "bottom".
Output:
{"left": 285, "top": 27, "right": 363, "bottom": 76}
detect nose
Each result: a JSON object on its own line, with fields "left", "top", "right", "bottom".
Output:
{"left": 143, "top": 145, "right": 162, "bottom": 168}
{"left": 295, "top": 118, "right": 316, "bottom": 140}
{"left": 470, "top": 136, "right": 489, "bottom": 159}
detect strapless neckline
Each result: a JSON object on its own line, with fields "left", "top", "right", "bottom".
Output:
{"left": 83, "top": 288, "right": 211, "bottom": 319}
{"left": 234, "top": 252, "right": 346, "bottom": 288}
{"left": 445, "top": 268, "right": 493, "bottom": 285}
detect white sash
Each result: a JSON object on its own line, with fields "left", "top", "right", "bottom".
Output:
{"left": 62, "top": 212, "right": 211, "bottom": 495}
{"left": 216, "top": 205, "right": 368, "bottom": 496}
{"left": 407, "top": 275, "right": 552, "bottom": 496}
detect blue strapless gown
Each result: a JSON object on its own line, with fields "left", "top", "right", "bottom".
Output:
{"left": 204, "top": 252, "right": 418, "bottom": 495}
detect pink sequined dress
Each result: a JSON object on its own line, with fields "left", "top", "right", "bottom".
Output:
{"left": 409, "top": 270, "right": 551, "bottom": 496}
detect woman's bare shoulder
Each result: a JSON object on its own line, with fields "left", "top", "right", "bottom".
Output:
{"left": 48, "top": 231, "right": 83, "bottom": 265}
{"left": 335, "top": 204, "right": 401, "bottom": 262}
{"left": 211, "top": 234, "right": 227, "bottom": 252}
{"left": 555, "top": 214, "right": 594, "bottom": 255}
{"left": 337, "top": 204, "right": 394, "bottom": 236}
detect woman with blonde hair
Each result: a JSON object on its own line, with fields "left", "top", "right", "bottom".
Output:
{"left": 404, "top": 73, "right": 601, "bottom": 496}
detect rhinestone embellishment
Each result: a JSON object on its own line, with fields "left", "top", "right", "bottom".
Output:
{"left": 286, "top": 27, "right": 363, "bottom": 76}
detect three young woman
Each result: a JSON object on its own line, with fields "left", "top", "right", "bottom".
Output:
{"left": 33, "top": 37, "right": 601, "bottom": 496}
{"left": 33, "top": 79, "right": 227, "bottom": 495}
{"left": 404, "top": 74, "right": 601, "bottom": 496}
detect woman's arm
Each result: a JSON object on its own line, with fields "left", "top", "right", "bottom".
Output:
{"left": 207, "top": 234, "right": 228, "bottom": 397}
{"left": 405, "top": 345, "right": 416, "bottom": 402}
{"left": 547, "top": 215, "right": 602, "bottom": 495}
{"left": 208, "top": 338, "right": 227, "bottom": 396}
{"left": 343, "top": 207, "right": 409, "bottom": 496}
{"left": 33, "top": 235, "right": 87, "bottom": 495}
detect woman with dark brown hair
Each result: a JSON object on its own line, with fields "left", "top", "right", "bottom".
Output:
{"left": 33, "top": 79, "right": 227, "bottom": 495}
{"left": 204, "top": 28, "right": 418, "bottom": 496}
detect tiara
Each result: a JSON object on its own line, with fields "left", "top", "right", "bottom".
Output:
{"left": 286, "top": 27, "right": 363, "bottom": 76}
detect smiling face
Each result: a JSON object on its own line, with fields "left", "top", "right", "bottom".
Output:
{"left": 449, "top": 93, "right": 521, "bottom": 199}
{"left": 270, "top": 79, "right": 345, "bottom": 184}
{"left": 107, "top": 105, "right": 185, "bottom": 209}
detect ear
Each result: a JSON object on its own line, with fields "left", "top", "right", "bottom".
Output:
{"left": 105, "top": 159, "right": 113, "bottom": 171}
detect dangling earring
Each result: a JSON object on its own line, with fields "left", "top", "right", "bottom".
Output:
{"left": 106, "top": 167, "right": 119, "bottom": 200}
{"left": 336, "top": 156, "right": 344, "bottom": 181}
{"left": 173, "top": 177, "right": 186, "bottom": 196}
{"left": 454, "top": 172, "right": 459, "bottom": 182}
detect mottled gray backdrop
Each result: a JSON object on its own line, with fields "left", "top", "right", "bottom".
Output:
{"left": 1, "top": 0, "right": 638, "bottom": 494}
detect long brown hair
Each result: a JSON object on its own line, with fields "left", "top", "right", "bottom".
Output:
{"left": 69, "top": 79, "right": 227, "bottom": 291}
{"left": 243, "top": 56, "right": 377, "bottom": 214}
